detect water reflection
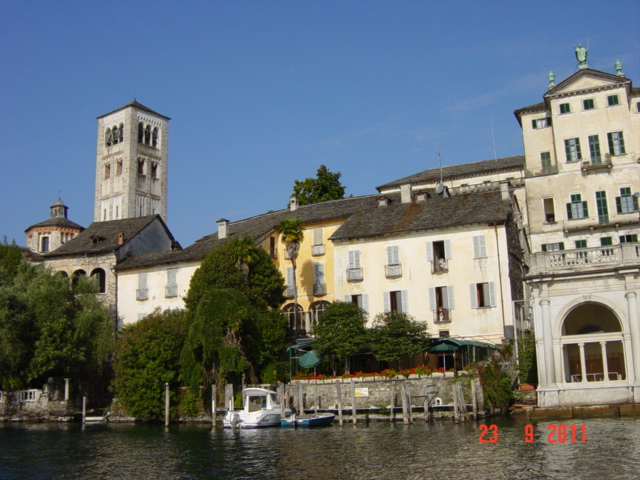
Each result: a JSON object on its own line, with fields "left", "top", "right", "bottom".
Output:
{"left": 1, "top": 417, "right": 639, "bottom": 479}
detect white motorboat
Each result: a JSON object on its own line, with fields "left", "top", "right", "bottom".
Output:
{"left": 223, "top": 387, "right": 291, "bottom": 429}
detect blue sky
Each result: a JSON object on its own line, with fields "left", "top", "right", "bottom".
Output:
{"left": 1, "top": 1, "right": 638, "bottom": 247}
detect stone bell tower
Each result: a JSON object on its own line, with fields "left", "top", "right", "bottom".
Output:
{"left": 94, "top": 100, "right": 170, "bottom": 223}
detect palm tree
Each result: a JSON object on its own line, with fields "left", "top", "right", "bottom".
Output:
{"left": 227, "top": 235, "right": 256, "bottom": 280}
{"left": 278, "top": 217, "right": 305, "bottom": 333}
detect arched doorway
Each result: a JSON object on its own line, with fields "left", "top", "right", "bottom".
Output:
{"left": 561, "top": 303, "right": 625, "bottom": 382}
{"left": 90, "top": 268, "right": 106, "bottom": 293}
{"left": 283, "top": 303, "right": 305, "bottom": 338}
{"left": 309, "top": 300, "right": 330, "bottom": 330}
{"left": 71, "top": 269, "right": 86, "bottom": 287}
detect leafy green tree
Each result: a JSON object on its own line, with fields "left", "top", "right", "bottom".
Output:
{"left": 368, "top": 312, "right": 430, "bottom": 368}
{"left": 278, "top": 217, "right": 304, "bottom": 330}
{"left": 184, "top": 235, "right": 285, "bottom": 312}
{"left": 112, "top": 309, "right": 188, "bottom": 420}
{"left": 292, "top": 165, "right": 346, "bottom": 206}
{"left": 312, "top": 301, "right": 367, "bottom": 374}
{"left": 0, "top": 244, "right": 23, "bottom": 285}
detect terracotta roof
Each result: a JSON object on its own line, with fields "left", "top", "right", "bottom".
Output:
{"left": 376, "top": 155, "right": 524, "bottom": 191}
{"left": 331, "top": 190, "right": 512, "bottom": 241}
{"left": 45, "top": 215, "right": 171, "bottom": 257}
{"left": 25, "top": 217, "right": 85, "bottom": 232}
{"left": 97, "top": 100, "right": 171, "bottom": 120}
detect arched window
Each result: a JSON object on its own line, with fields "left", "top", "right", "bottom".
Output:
{"left": 561, "top": 303, "right": 625, "bottom": 383}
{"left": 72, "top": 269, "right": 86, "bottom": 286}
{"left": 105, "top": 128, "right": 112, "bottom": 146}
{"left": 144, "top": 125, "right": 151, "bottom": 145}
{"left": 152, "top": 127, "right": 158, "bottom": 148}
{"left": 309, "top": 301, "right": 330, "bottom": 328}
{"left": 119, "top": 123, "right": 124, "bottom": 143}
{"left": 112, "top": 125, "right": 119, "bottom": 145}
{"left": 283, "top": 303, "right": 304, "bottom": 336}
{"left": 138, "top": 122, "right": 144, "bottom": 143}
{"left": 55, "top": 270, "right": 69, "bottom": 279}
{"left": 104, "top": 163, "right": 111, "bottom": 179}
{"left": 90, "top": 268, "right": 106, "bottom": 293}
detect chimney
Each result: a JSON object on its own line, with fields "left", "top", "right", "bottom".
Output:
{"left": 378, "top": 197, "right": 389, "bottom": 207}
{"left": 500, "top": 181, "right": 510, "bottom": 201}
{"left": 415, "top": 191, "right": 428, "bottom": 202}
{"left": 118, "top": 232, "right": 125, "bottom": 245}
{"left": 217, "top": 218, "right": 229, "bottom": 239}
{"left": 400, "top": 184, "right": 411, "bottom": 204}
{"left": 289, "top": 195, "right": 299, "bottom": 211}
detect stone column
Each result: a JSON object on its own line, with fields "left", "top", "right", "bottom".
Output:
{"left": 541, "top": 299, "right": 555, "bottom": 384}
{"left": 64, "top": 378, "right": 70, "bottom": 402}
{"left": 578, "top": 343, "right": 587, "bottom": 383}
{"left": 626, "top": 291, "right": 640, "bottom": 382}
{"left": 600, "top": 342, "right": 609, "bottom": 381}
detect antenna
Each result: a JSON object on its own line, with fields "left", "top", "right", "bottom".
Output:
{"left": 437, "top": 150, "right": 443, "bottom": 184}
{"left": 491, "top": 113, "right": 501, "bottom": 182}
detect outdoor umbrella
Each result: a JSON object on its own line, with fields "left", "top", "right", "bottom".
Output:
{"left": 298, "top": 350, "right": 325, "bottom": 369}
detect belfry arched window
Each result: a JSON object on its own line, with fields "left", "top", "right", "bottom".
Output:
{"left": 118, "top": 123, "right": 124, "bottom": 143}
{"left": 138, "top": 122, "right": 144, "bottom": 143}
{"left": 144, "top": 125, "right": 151, "bottom": 145}
{"left": 152, "top": 127, "right": 158, "bottom": 148}
{"left": 105, "top": 128, "right": 113, "bottom": 146}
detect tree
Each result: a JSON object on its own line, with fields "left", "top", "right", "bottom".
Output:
{"left": 292, "top": 165, "right": 346, "bottom": 206}
{"left": 112, "top": 309, "right": 188, "bottom": 420}
{"left": 368, "top": 312, "right": 430, "bottom": 368}
{"left": 278, "top": 217, "right": 304, "bottom": 330}
{"left": 312, "top": 301, "right": 367, "bottom": 374}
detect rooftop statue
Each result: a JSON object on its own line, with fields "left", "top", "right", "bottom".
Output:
{"left": 574, "top": 44, "right": 588, "bottom": 69}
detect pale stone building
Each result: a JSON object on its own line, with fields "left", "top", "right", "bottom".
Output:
{"left": 515, "top": 60, "right": 640, "bottom": 406}
{"left": 24, "top": 198, "right": 84, "bottom": 254}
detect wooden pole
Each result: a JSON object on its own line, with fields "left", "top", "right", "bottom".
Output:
{"left": 82, "top": 396, "right": 87, "bottom": 424}
{"left": 401, "top": 381, "right": 409, "bottom": 425}
{"left": 422, "top": 384, "right": 430, "bottom": 422}
{"left": 335, "top": 380, "right": 343, "bottom": 427}
{"left": 471, "top": 379, "right": 478, "bottom": 420}
{"left": 211, "top": 384, "right": 217, "bottom": 428}
{"left": 225, "top": 384, "right": 234, "bottom": 412}
{"left": 278, "top": 383, "right": 285, "bottom": 419}
{"left": 164, "top": 383, "right": 170, "bottom": 427}
{"left": 297, "top": 382, "right": 304, "bottom": 414}
{"left": 389, "top": 382, "right": 395, "bottom": 422}
{"left": 350, "top": 378, "right": 357, "bottom": 425}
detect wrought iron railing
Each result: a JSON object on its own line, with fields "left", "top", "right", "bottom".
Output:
{"left": 385, "top": 264, "right": 402, "bottom": 278}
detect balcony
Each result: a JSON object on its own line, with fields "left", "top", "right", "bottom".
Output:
{"left": 136, "top": 288, "right": 149, "bottom": 301}
{"left": 528, "top": 243, "right": 640, "bottom": 275}
{"left": 581, "top": 156, "right": 612, "bottom": 173}
{"left": 165, "top": 284, "right": 178, "bottom": 298}
{"left": 432, "top": 259, "right": 448, "bottom": 274}
{"left": 313, "top": 283, "right": 327, "bottom": 296}
{"left": 385, "top": 264, "right": 402, "bottom": 279}
{"left": 434, "top": 309, "right": 452, "bottom": 324}
{"left": 284, "top": 286, "right": 295, "bottom": 298}
{"left": 312, "top": 244, "right": 325, "bottom": 256}
{"left": 347, "top": 267, "right": 363, "bottom": 282}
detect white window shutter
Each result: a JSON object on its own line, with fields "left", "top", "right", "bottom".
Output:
{"left": 286, "top": 267, "right": 294, "bottom": 286}
{"left": 428, "top": 287, "right": 436, "bottom": 311}
{"left": 313, "top": 228, "right": 323, "bottom": 245}
{"left": 473, "top": 235, "right": 487, "bottom": 257}
{"left": 138, "top": 273, "right": 147, "bottom": 289}
{"left": 426, "top": 242, "right": 433, "bottom": 262}
{"left": 383, "top": 291, "right": 390, "bottom": 313}
{"left": 344, "top": 295, "right": 351, "bottom": 303}
{"left": 444, "top": 240, "right": 452, "bottom": 260}
{"left": 349, "top": 250, "right": 361, "bottom": 268}
{"left": 489, "top": 282, "right": 496, "bottom": 307}
{"left": 401, "top": 290, "right": 408, "bottom": 314}
{"left": 314, "top": 263, "right": 324, "bottom": 283}
{"left": 447, "top": 286, "right": 455, "bottom": 310}
{"left": 362, "top": 294, "right": 369, "bottom": 314}
{"left": 387, "top": 246, "right": 399, "bottom": 264}
{"left": 470, "top": 283, "right": 478, "bottom": 308}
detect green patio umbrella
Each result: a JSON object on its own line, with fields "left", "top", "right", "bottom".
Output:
{"left": 298, "top": 350, "right": 325, "bottom": 369}
{"left": 427, "top": 343, "right": 459, "bottom": 353}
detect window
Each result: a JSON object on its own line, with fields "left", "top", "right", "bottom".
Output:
{"left": 583, "top": 99, "right": 595, "bottom": 110}
{"left": 165, "top": 269, "right": 178, "bottom": 298}
{"left": 116, "top": 160, "right": 123, "bottom": 175}
{"left": 104, "top": 163, "right": 111, "bottom": 179}
{"left": 473, "top": 235, "right": 487, "bottom": 258}
{"left": 40, "top": 236, "right": 49, "bottom": 253}
{"left": 151, "top": 162, "right": 158, "bottom": 179}
{"left": 138, "top": 122, "right": 144, "bottom": 143}
{"left": 540, "top": 152, "right": 552, "bottom": 174}
{"left": 269, "top": 237, "right": 276, "bottom": 259}
{"left": 616, "top": 187, "right": 638, "bottom": 214}
{"left": 313, "top": 263, "right": 326, "bottom": 296}
{"left": 542, "top": 242, "right": 565, "bottom": 252}
{"left": 283, "top": 303, "right": 304, "bottom": 335}
{"left": 439, "top": 330, "right": 450, "bottom": 338}
{"left": 429, "top": 286, "right": 454, "bottom": 323}
{"left": 637, "top": 102, "right": 640, "bottom": 113}
{"left": 309, "top": 301, "right": 330, "bottom": 327}
{"left": 346, "top": 294, "right": 369, "bottom": 313}
{"left": 532, "top": 117, "right": 551, "bottom": 129}
{"left": 607, "top": 131, "right": 626, "bottom": 155}
{"left": 470, "top": 282, "right": 495, "bottom": 308}
{"left": 607, "top": 95, "right": 620, "bottom": 106}
{"left": 136, "top": 273, "right": 148, "bottom": 301}
{"left": 118, "top": 123, "right": 124, "bottom": 143}
{"left": 285, "top": 267, "right": 295, "bottom": 297}
{"left": 620, "top": 234, "right": 638, "bottom": 243}
{"left": 91, "top": 268, "right": 106, "bottom": 293}
{"left": 384, "top": 290, "right": 407, "bottom": 314}
{"left": 347, "top": 250, "right": 362, "bottom": 281}
{"left": 385, "top": 246, "right": 401, "bottom": 278}
{"left": 564, "top": 138, "right": 582, "bottom": 162}
{"left": 543, "top": 198, "right": 556, "bottom": 223}
{"left": 426, "top": 240, "right": 451, "bottom": 273}
{"left": 588, "top": 135, "right": 601, "bottom": 164}
{"left": 559, "top": 103, "right": 571, "bottom": 114}
{"left": 312, "top": 228, "right": 324, "bottom": 256}
{"left": 567, "top": 194, "right": 588, "bottom": 220}
{"left": 575, "top": 240, "right": 587, "bottom": 249}
{"left": 137, "top": 159, "right": 145, "bottom": 175}
{"left": 105, "top": 128, "right": 113, "bottom": 146}
{"left": 596, "top": 191, "right": 609, "bottom": 224}
{"left": 144, "top": 125, "right": 151, "bottom": 145}
{"left": 600, "top": 237, "right": 612, "bottom": 246}
{"left": 152, "top": 127, "right": 158, "bottom": 148}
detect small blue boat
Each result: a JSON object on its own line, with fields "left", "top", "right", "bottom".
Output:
{"left": 281, "top": 413, "right": 335, "bottom": 428}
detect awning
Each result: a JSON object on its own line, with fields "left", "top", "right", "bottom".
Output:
{"left": 298, "top": 350, "right": 325, "bottom": 368}
{"left": 428, "top": 343, "right": 459, "bottom": 353}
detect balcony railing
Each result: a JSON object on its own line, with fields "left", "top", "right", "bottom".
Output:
{"left": 432, "top": 259, "right": 448, "bottom": 274}
{"left": 347, "top": 268, "right": 363, "bottom": 282}
{"left": 136, "top": 288, "right": 149, "bottom": 301}
{"left": 312, "top": 244, "right": 325, "bottom": 256}
{"left": 313, "top": 283, "right": 327, "bottom": 296}
{"left": 385, "top": 264, "right": 402, "bottom": 278}
{"left": 434, "top": 309, "right": 452, "bottom": 323}
{"left": 165, "top": 284, "right": 178, "bottom": 298}
{"left": 284, "top": 286, "right": 295, "bottom": 298}
{"left": 582, "top": 157, "right": 612, "bottom": 173}
{"left": 529, "top": 243, "right": 640, "bottom": 274}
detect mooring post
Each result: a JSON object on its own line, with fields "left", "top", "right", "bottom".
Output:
{"left": 350, "top": 378, "right": 357, "bottom": 425}
{"left": 401, "top": 381, "right": 410, "bottom": 425}
{"left": 335, "top": 380, "right": 343, "bottom": 427}
{"left": 225, "top": 384, "right": 234, "bottom": 412}
{"left": 64, "top": 378, "right": 70, "bottom": 402}
{"left": 164, "top": 382, "right": 170, "bottom": 427}
{"left": 422, "top": 384, "right": 430, "bottom": 422}
{"left": 82, "top": 396, "right": 87, "bottom": 424}
{"left": 471, "top": 379, "right": 478, "bottom": 420}
{"left": 211, "top": 384, "right": 217, "bottom": 428}
{"left": 389, "top": 382, "right": 395, "bottom": 422}
{"left": 277, "top": 382, "right": 285, "bottom": 419}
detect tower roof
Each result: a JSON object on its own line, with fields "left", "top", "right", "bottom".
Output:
{"left": 97, "top": 100, "right": 171, "bottom": 120}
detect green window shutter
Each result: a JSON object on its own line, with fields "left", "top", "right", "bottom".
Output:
{"left": 582, "top": 201, "right": 588, "bottom": 217}
{"left": 541, "top": 244, "right": 547, "bottom": 252}
{"left": 559, "top": 242, "right": 565, "bottom": 250}
{"left": 566, "top": 203, "right": 573, "bottom": 220}
{"left": 634, "top": 196, "right": 639, "bottom": 211}
{"left": 616, "top": 197, "right": 623, "bottom": 214}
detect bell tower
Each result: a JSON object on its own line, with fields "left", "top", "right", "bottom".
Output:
{"left": 94, "top": 101, "right": 170, "bottom": 223}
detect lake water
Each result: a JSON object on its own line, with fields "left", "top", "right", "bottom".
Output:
{"left": 1, "top": 416, "right": 639, "bottom": 480}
